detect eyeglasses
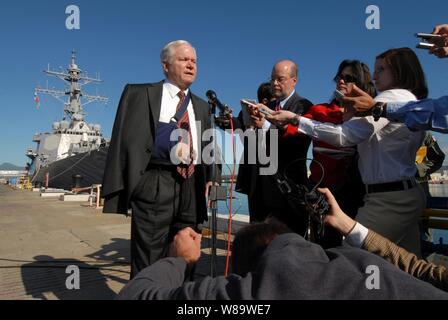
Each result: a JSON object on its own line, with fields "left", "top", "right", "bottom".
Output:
{"left": 335, "top": 74, "right": 357, "bottom": 84}
{"left": 270, "top": 76, "right": 291, "bottom": 84}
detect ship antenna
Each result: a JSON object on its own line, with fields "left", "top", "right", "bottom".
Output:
{"left": 71, "top": 49, "right": 76, "bottom": 65}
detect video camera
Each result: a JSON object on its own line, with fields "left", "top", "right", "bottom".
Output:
{"left": 274, "top": 163, "right": 329, "bottom": 243}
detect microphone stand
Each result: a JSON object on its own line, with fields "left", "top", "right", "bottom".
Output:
{"left": 206, "top": 90, "right": 227, "bottom": 277}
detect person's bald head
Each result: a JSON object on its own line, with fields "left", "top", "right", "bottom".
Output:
{"left": 270, "top": 60, "right": 298, "bottom": 100}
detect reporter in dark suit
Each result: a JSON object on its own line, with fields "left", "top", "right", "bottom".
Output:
{"left": 215, "top": 82, "right": 275, "bottom": 219}
{"left": 102, "top": 40, "right": 217, "bottom": 278}
{"left": 248, "top": 60, "right": 313, "bottom": 228}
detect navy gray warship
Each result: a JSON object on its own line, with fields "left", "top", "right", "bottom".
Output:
{"left": 26, "top": 50, "right": 109, "bottom": 191}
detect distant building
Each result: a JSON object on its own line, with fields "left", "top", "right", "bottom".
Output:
{"left": 0, "top": 163, "right": 27, "bottom": 182}
{"left": 0, "top": 170, "right": 28, "bottom": 180}
{"left": 430, "top": 170, "right": 448, "bottom": 183}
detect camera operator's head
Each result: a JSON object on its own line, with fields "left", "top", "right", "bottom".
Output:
{"left": 231, "top": 218, "right": 291, "bottom": 276}
{"left": 257, "top": 82, "right": 275, "bottom": 105}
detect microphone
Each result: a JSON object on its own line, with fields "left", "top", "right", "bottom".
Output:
{"left": 206, "top": 90, "right": 228, "bottom": 112}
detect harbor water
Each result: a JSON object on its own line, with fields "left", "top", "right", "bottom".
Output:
{"left": 217, "top": 183, "right": 448, "bottom": 244}
{"left": 429, "top": 184, "right": 448, "bottom": 244}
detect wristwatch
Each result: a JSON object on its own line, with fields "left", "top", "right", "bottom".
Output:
{"left": 371, "top": 102, "right": 387, "bottom": 121}
{"left": 290, "top": 115, "right": 300, "bottom": 126}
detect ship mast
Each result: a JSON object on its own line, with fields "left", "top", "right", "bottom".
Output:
{"left": 35, "top": 49, "right": 108, "bottom": 122}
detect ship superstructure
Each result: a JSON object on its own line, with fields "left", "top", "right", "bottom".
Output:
{"left": 26, "top": 51, "right": 109, "bottom": 189}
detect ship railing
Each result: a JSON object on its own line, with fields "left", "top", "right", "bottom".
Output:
{"left": 424, "top": 197, "right": 448, "bottom": 230}
{"left": 423, "top": 209, "right": 448, "bottom": 230}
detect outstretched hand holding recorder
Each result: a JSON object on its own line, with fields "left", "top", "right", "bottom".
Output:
{"left": 241, "top": 99, "right": 273, "bottom": 116}
{"left": 415, "top": 26, "right": 448, "bottom": 58}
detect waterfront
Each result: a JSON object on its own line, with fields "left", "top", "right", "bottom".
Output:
{"left": 217, "top": 188, "right": 249, "bottom": 217}
{"left": 0, "top": 184, "right": 229, "bottom": 299}
{"left": 220, "top": 183, "right": 448, "bottom": 212}
{"left": 429, "top": 184, "right": 448, "bottom": 244}
{"left": 218, "top": 183, "right": 448, "bottom": 244}
{"left": 429, "top": 184, "right": 448, "bottom": 197}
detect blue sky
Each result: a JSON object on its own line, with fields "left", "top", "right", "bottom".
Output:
{"left": 0, "top": 0, "right": 447, "bottom": 167}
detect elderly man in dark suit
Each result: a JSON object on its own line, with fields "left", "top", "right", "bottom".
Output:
{"left": 248, "top": 60, "right": 313, "bottom": 229}
{"left": 102, "top": 40, "right": 217, "bottom": 278}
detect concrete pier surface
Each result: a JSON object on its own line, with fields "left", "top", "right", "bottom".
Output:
{"left": 0, "top": 184, "right": 236, "bottom": 300}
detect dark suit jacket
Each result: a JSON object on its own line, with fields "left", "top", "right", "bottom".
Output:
{"left": 116, "top": 233, "right": 448, "bottom": 300}
{"left": 237, "top": 93, "right": 312, "bottom": 210}
{"left": 267, "top": 92, "right": 312, "bottom": 184}
{"left": 102, "top": 81, "right": 216, "bottom": 223}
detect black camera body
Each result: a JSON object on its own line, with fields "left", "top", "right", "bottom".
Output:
{"left": 275, "top": 173, "right": 329, "bottom": 243}
{"left": 214, "top": 108, "right": 233, "bottom": 129}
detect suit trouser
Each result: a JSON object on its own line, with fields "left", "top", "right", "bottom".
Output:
{"left": 129, "top": 165, "right": 197, "bottom": 278}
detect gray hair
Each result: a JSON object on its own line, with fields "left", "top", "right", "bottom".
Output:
{"left": 160, "top": 40, "right": 195, "bottom": 64}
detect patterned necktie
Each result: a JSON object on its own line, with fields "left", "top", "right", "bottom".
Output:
{"left": 176, "top": 91, "right": 195, "bottom": 179}
{"left": 275, "top": 101, "right": 281, "bottom": 111}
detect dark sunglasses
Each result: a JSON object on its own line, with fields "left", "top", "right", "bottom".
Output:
{"left": 335, "top": 74, "right": 357, "bottom": 84}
